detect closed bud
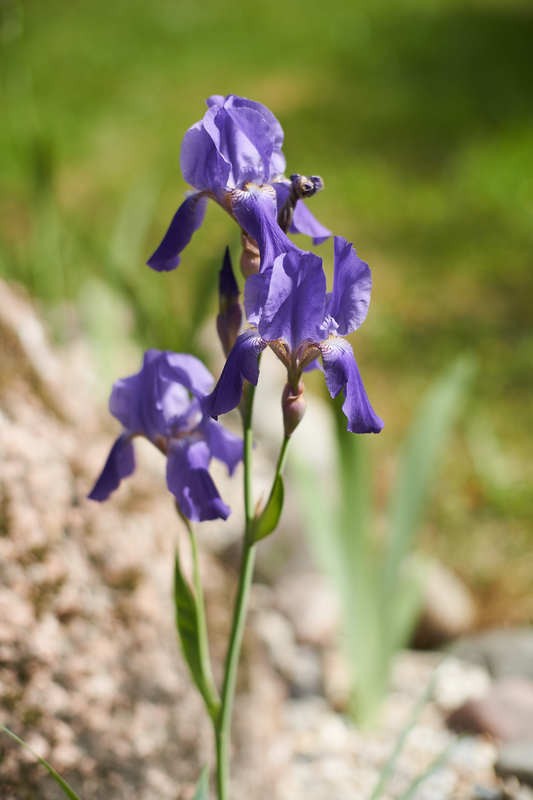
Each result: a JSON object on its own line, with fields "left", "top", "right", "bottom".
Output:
{"left": 217, "top": 247, "right": 243, "bottom": 356}
{"left": 282, "top": 381, "right": 306, "bottom": 437}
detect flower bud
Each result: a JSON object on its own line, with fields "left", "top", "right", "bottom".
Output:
{"left": 282, "top": 381, "right": 306, "bottom": 437}
{"left": 217, "top": 247, "right": 243, "bottom": 356}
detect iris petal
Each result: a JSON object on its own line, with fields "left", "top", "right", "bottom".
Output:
{"left": 205, "top": 329, "right": 266, "bottom": 417}
{"left": 290, "top": 201, "right": 331, "bottom": 244}
{"left": 321, "top": 338, "right": 383, "bottom": 433}
{"left": 231, "top": 185, "right": 294, "bottom": 271}
{"left": 203, "top": 418, "right": 243, "bottom": 475}
{"left": 88, "top": 434, "right": 135, "bottom": 501}
{"left": 147, "top": 192, "right": 208, "bottom": 272}
{"left": 166, "top": 440, "right": 230, "bottom": 521}
{"left": 326, "top": 237, "right": 372, "bottom": 335}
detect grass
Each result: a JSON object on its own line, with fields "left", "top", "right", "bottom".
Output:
{"left": 0, "top": 0, "right": 531, "bottom": 620}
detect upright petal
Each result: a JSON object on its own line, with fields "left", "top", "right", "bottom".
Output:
{"left": 327, "top": 237, "right": 372, "bottom": 334}
{"left": 163, "top": 352, "right": 214, "bottom": 397}
{"left": 180, "top": 119, "right": 231, "bottom": 192}
{"left": 147, "top": 192, "right": 208, "bottom": 272}
{"left": 321, "top": 338, "right": 383, "bottom": 434}
{"left": 204, "top": 329, "right": 266, "bottom": 417}
{"left": 258, "top": 249, "right": 326, "bottom": 350}
{"left": 166, "top": 440, "right": 230, "bottom": 522}
{"left": 231, "top": 185, "right": 294, "bottom": 271}
{"left": 88, "top": 434, "right": 136, "bottom": 501}
{"left": 203, "top": 418, "right": 243, "bottom": 475}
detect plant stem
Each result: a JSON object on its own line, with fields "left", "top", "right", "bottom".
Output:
{"left": 185, "top": 518, "right": 220, "bottom": 718}
{"left": 215, "top": 382, "right": 257, "bottom": 800}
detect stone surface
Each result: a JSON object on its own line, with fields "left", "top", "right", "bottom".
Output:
{"left": 453, "top": 629, "right": 533, "bottom": 681}
{"left": 0, "top": 279, "right": 523, "bottom": 799}
{"left": 496, "top": 741, "right": 533, "bottom": 787}
{"left": 413, "top": 558, "right": 477, "bottom": 648}
{"left": 447, "top": 679, "right": 533, "bottom": 742}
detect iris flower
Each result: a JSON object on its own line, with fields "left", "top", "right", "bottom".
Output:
{"left": 147, "top": 94, "right": 330, "bottom": 274}
{"left": 88, "top": 350, "right": 242, "bottom": 521}
{"left": 205, "top": 237, "right": 384, "bottom": 434}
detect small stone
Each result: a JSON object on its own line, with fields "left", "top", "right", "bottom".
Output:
{"left": 454, "top": 629, "right": 533, "bottom": 681}
{"left": 413, "top": 558, "right": 477, "bottom": 647}
{"left": 275, "top": 572, "right": 339, "bottom": 648}
{"left": 495, "top": 741, "right": 533, "bottom": 787}
{"left": 447, "top": 679, "right": 533, "bottom": 742}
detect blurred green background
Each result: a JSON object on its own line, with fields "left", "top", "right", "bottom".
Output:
{"left": 1, "top": 0, "right": 531, "bottom": 623}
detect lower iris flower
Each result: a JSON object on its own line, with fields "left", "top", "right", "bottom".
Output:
{"left": 205, "top": 237, "right": 384, "bottom": 435}
{"left": 88, "top": 350, "right": 243, "bottom": 522}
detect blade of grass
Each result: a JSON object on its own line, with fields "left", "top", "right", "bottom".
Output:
{"left": 1, "top": 725, "right": 83, "bottom": 800}
{"left": 367, "top": 670, "right": 438, "bottom": 800}
{"left": 395, "top": 739, "right": 456, "bottom": 800}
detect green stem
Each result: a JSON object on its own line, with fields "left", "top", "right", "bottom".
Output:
{"left": 184, "top": 518, "right": 220, "bottom": 718}
{"left": 215, "top": 382, "right": 257, "bottom": 800}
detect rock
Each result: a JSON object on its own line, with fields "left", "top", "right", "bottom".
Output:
{"left": 413, "top": 558, "right": 477, "bottom": 647}
{"left": 495, "top": 741, "right": 533, "bottom": 787}
{"left": 453, "top": 629, "right": 533, "bottom": 681}
{"left": 274, "top": 572, "right": 339, "bottom": 648}
{"left": 447, "top": 678, "right": 533, "bottom": 742}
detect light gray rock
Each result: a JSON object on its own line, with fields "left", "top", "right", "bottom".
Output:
{"left": 496, "top": 740, "right": 533, "bottom": 787}
{"left": 453, "top": 629, "right": 533, "bottom": 681}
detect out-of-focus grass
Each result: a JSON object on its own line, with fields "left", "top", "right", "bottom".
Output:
{"left": 1, "top": 0, "right": 531, "bottom": 619}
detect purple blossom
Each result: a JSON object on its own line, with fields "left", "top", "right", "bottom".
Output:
{"left": 205, "top": 237, "right": 384, "bottom": 434}
{"left": 147, "top": 94, "right": 330, "bottom": 273}
{"left": 88, "top": 350, "right": 243, "bottom": 522}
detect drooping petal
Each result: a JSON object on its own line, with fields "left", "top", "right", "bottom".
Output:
{"left": 204, "top": 329, "right": 266, "bottom": 417}
{"left": 243, "top": 271, "right": 268, "bottom": 326}
{"left": 320, "top": 338, "right": 383, "bottom": 434}
{"left": 231, "top": 185, "right": 294, "bottom": 271}
{"left": 166, "top": 440, "right": 230, "bottom": 522}
{"left": 291, "top": 201, "right": 331, "bottom": 244}
{"left": 273, "top": 180, "right": 331, "bottom": 244}
{"left": 88, "top": 434, "right": 136, "bottom": 501}
{"left": 147, "top": 192, "right": 208, "bottom": 272}
{"left": 203, "top": 418, "right": 243, "bottom": 475}
{"left": 258, "top": 249, "right": 326, "bottom": 350}
{"left": 327, "top": 237, "right": 372, "bottom": 335}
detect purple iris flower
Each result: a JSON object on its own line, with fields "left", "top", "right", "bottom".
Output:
{"left": 88, "top": 350, "right": 243, "bottom": 522}
{"left": 205, "top": 237, "right": 384, "bottom": 434}
{"left": 147, "top": 94, "right": 330, "bottom": 273}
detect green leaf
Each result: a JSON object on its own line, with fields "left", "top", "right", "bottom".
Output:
{"left": 192, "top": 765, "right": 210, "bottom": 800}
{"left": 1, "top": 726, "right": 83, "bottom": 800}
{"left": 251, "top": 475, "right": 284, "bottom": 542}
{"left": 383, "top": 356, "right": 476, "bottom": 610}
{"left": 174, "top": 551, "right": 219, "bottom": 719}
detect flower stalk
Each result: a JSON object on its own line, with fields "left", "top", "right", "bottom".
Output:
{"left": 215, "top": 381, "right": 257, "bottom": 800}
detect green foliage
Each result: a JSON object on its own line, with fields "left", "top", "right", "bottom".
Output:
{"left": 174, "top": 549, "right": 220, "bottom": 720}
{"left": 251, "top": 475, "right": 284, "bottom": 543}
{"left": 297, "top": 357, "right": 475, "bottom": 724}
{"left": 192, "top": 766, "right": 210, "bottom": 800}
{"left": 1, "top": 725, "right": 83, "bottom": 800}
